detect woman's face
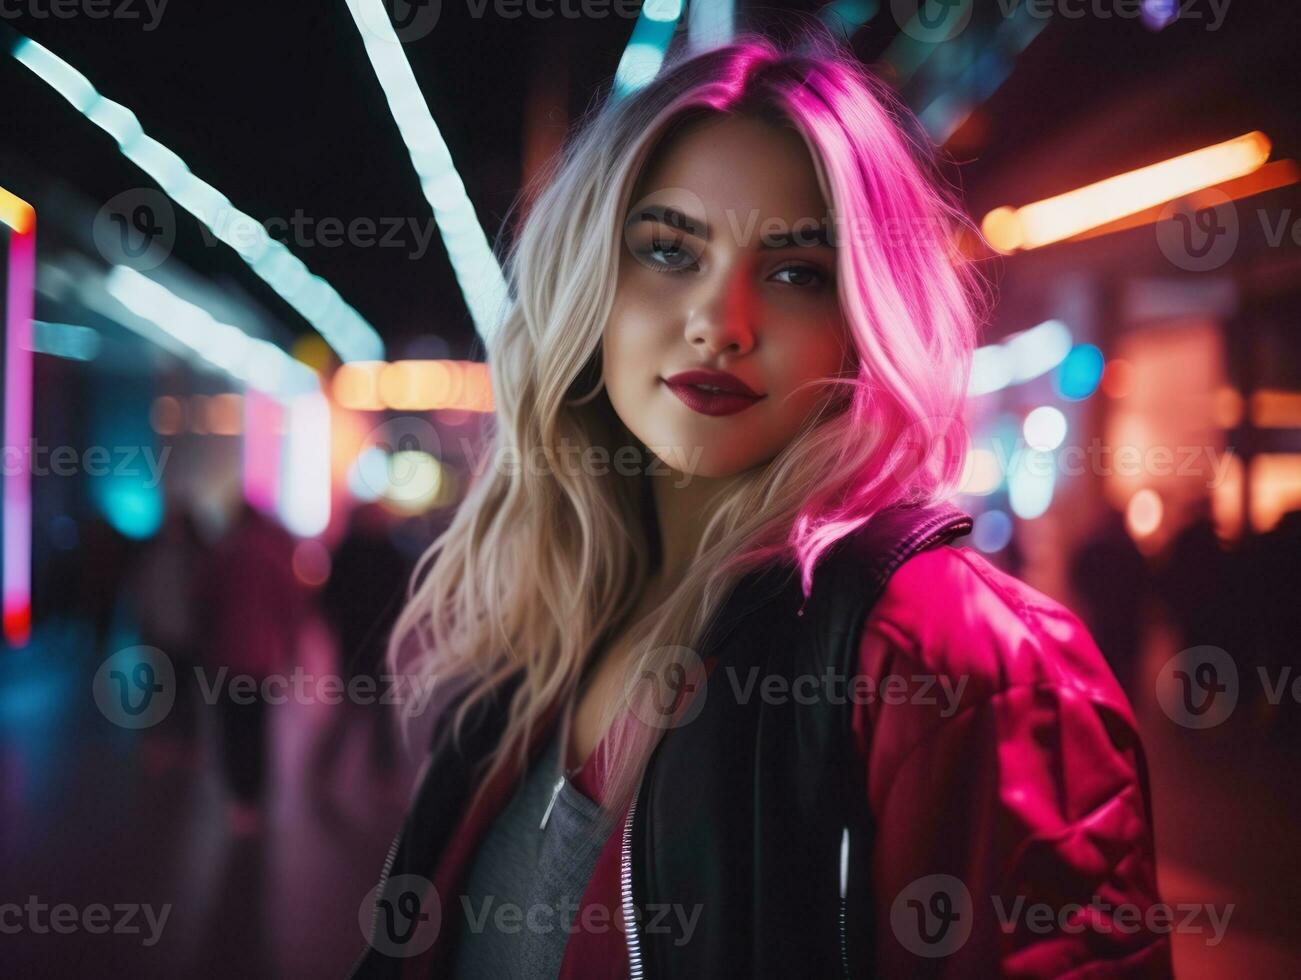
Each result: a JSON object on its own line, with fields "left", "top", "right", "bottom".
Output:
{"left": 602, "top": 113, "right": 852, "bottom": 479}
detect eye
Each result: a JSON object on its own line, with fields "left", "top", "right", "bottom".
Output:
{"left": 769, "top": 264, "right": 828, "bottom": 287}
{"left": 634, "top": 232, "right": 700, "bottom": 273}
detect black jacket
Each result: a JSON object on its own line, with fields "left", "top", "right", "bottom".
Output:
{"left": 348, "top": 501, "right": 977, "bottom": 979}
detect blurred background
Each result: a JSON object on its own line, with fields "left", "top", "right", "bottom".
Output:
{"left": 2, "top": 2, "right": 1298, "bottom": 977}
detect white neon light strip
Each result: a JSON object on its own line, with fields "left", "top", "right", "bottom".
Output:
{"left": 968, "top": 319, "right": 1073, "bottom": 396}
{"left": 343, "top": 0, "right": 510, "bottom": 346}
{"left": 105, "top": 266, "right": 319, "bottom": 401}
{"left": 614, "top": 0, "right": 685, "bottom": 97}
{"left": 687, "top": 0, "right": 733, "bottom": 51}
{"left": 278, "top": 391, "right": 331, "bottom": 538}
{"left": 11, "top": 35, "right": 385, "bottom": 363}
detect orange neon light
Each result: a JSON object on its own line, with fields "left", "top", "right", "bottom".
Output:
{"left": 982, "top": 131, "right": 1272, "bottom": 253}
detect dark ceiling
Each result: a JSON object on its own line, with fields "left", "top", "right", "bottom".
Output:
{"left": 3, "top": 1, "right": 1294, "bottom": 359}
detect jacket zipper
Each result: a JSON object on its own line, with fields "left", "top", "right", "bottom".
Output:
{"left": 905, "top": 517, "right": 972, "bottom": 569}
{"left": 839, "top": 898, "right": 850, "bottom": 978}
{"left": 833, "top": 516, "right": 963, "bottom": 976}
{"left": 539, "top": 774, "right": 566, "bottom": 830}
{"left": 347, "top": 822, "right": 407, "bottom": 977}
{"left": 620, "top": 773, "right": 646, "bottom": 980}
{"left": 620, "top": 797, "right": 851, "bottom": 980}
{"left": 839, "top": 825, "right": 850, "bottom": 978}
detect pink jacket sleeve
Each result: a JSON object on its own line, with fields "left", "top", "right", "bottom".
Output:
{"left": 852, "top": 545, "right": 1173, "bottom": 978}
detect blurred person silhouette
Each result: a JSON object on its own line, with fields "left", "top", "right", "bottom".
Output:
{"left": 313, "top": 502, "right": 412, "bottom": 800}
{"left": 1239, "top": 506, "right": 1301, "bottom": 736}
{"left": 198, "top": 500, "right": 306, "bottom": 836}
{"left": 125, "top": 507, "right": 208, "bottom": 764}
{"left": 76, "top": 516, "right": 134, "bottom": 653}
{"left": 1069, "top": 504, "right": 1154, "bottom": 698}
{"left": 1155, "top": 497, "right": 1238, "bottom": 658}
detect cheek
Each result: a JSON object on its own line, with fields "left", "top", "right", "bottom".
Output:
{"left": 601, "top": 306, "right": 638, "bottom": 388}
{"left": 770, "top": 317, "right": 851, "bottom": 403}
{"left": 605, "top": 290, "right": 673, "bottom": 376}
{"left": 602, "top": 304, "right": 660, "bottom": 414}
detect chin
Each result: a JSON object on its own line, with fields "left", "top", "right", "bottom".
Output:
{"left": 655, "top": 442, "right": 760, "bottom": 480}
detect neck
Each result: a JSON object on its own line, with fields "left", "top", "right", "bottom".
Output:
{"left": 646, "top": 467, "right": 739, "bottom": 592}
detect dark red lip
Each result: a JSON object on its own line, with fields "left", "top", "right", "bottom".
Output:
{"left": 662, "top": 370, "right": 765, "bottom": 417}
{"left": 662, "top": 369, "right": 762, "bottom": 397}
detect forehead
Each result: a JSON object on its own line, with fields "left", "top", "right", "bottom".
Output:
{"left": 629, "top": 114, "right": 831, "bottom": 232}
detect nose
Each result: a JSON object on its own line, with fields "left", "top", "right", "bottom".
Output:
{"left": 683, "top": 256, "right": 756, "bottom": 357}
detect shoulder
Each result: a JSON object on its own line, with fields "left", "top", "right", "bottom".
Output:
{"left": 859, "top": 543, "right": 1132, "bottom": 719}
{"left": 849, "top": 547, "right": 1171, "bottom": 978}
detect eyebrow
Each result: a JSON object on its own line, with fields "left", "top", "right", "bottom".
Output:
{"left": 625, "top": 205, "right": 707, "bottom": 239}
{"left": 625, "top": 205, "right": 833, "bottom": 249}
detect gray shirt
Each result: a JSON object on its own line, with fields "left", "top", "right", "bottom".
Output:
{"left": 450, "top": 730, "right": 612, "bottom": 979}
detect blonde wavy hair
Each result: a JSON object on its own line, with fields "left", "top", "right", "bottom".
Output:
{"left": 389, "top": 26, "right": 987, "bottom": 821}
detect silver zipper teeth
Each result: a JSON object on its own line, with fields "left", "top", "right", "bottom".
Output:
{"left": 620, "top": 781, "right": 645, "bottom": 980}
{"left": 346, "top": 824, "right": 406, "bottom": 976}
{"left": 830, "top": 515, "right": 963, "bottom": 977}
{"left": 605, "top": 522, "right": 967, "bottom": 980}
{"left": 912, "top": 517, "right": 972, "bottom": 558}
{"left": 371, "top": 829, "right": 405, "bottom": 933}
{"left": 839, "top": 895, "right": 850, "bottom": 978}
{"left": 839, "top": 825, "right": 851, "bottom": 978}
{"left": 539, "top": 774, "right": 566, "bottom": 830}
{"left": 606, "top": 517, "right": 963, "bottom": 980}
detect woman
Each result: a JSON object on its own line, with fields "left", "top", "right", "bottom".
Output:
{"left": 350, "top": 29, "right": 1172, "bottom": 980}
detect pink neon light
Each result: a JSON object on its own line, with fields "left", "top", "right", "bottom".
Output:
{"left": 242, "top": 388, "right": 283, "bottom": 514}
{"left": 4, "top": 226, "right": 35, "bottom": 646}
